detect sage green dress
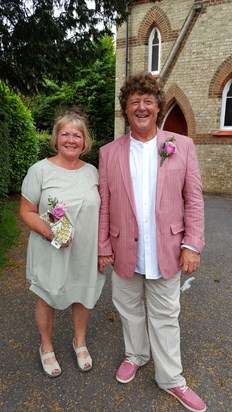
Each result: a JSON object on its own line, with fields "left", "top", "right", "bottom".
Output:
{"left": 21, "top": 159, "right": 105, "bottom": 310}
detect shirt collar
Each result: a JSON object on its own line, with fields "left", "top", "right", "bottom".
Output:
{"left": 130, "top": 132, "right": 157, "bottom": 147}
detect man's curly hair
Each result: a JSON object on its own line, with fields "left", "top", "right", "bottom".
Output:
{"left": 119, "top": 72, "right": 166, "bottom": 126}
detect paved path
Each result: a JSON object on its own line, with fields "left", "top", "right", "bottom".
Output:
{"left": 0, "top": 195, "right": 231, "bottom": 412}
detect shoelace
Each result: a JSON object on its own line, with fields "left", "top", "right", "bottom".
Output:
{"left": 125, "top": 358, "right": 136, "bottom": 366}
{"left": 179, "top": 385, "right": 189, "bottom": 394}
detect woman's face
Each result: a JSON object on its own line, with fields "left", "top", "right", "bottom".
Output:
{"left": 56, "top": 121, "right": 84, "bottom": 160}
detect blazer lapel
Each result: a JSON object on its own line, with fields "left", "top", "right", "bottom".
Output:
{"left": 118, "top": 134, "right": 137, "bottom": 217}
{"left": 156, "top": 129, "right": 168, "bottom": 211}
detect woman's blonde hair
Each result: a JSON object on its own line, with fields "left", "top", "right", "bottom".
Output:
{"left": 51, "top": 108, "right": 92, "bottom": 155}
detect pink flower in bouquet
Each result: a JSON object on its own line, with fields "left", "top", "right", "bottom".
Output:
{"left": 47, "top": 196, "right": 66, "bottom": 221}
{"left": 160, "top": 136, "right": 176, "bottom": 166}
{"left": 52, "top": 203, "right": 66, "bottom": 220}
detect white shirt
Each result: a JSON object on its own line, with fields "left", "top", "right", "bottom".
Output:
{"left": 130, "top": 135, "right": 161, "bottom": 279}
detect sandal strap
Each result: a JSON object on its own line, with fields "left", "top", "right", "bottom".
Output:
{"left": 72, "top": 340, "right": 92, "bottom": 371}
{"left": 74, "top": 346, "right": 88, "bottom": 354}
{"left": 43, "top": 360, "right": 61, "bottom": 375}
{"left": 40, "top": 351, "right": 55, "bottom": 361}
{"left": 39, "top": 345, "right": 61, "bottom": 377}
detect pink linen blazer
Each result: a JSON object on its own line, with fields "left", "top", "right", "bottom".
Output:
{"left": 98, "top": 128, "right": 205, "bottom": 279}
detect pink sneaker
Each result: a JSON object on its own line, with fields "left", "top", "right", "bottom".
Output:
{"left": 164, "top": 385, "right": 206, "bottom": 412}
{"left": 116, "top": 358, "right": 140, "bottom": 383}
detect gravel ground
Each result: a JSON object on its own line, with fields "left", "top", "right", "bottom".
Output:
{"left": 0, "top": 194, "right": 231, "bottom": 412}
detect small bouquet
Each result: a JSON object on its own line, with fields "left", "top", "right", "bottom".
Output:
{"left": 40, "top": 196, "right": 73, "bottom": 249}
{"left": 160, "top": 136, "right": 176, "bottom": 166}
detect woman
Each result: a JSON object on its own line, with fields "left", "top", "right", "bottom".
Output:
{"left": 20, "top": 108, "right": 105, "bottom": 377}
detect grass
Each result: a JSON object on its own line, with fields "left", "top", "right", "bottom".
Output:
{"left": 0, "top": 199, "right": 20, "bottom": 270}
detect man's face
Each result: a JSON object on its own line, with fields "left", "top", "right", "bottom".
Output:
{"left": 126, "top": 92, "right": 160, "bottom": 136}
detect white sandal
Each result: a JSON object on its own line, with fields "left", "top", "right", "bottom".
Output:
{"left": 39, "top": 345, "right": 62, "bottom": 378}
{"left": 72, "top": 339, "right": 92, "bottom": 372}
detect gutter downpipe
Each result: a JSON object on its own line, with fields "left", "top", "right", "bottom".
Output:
{"left": 125, "top": 1, "right": 133, "bottom": 132}
{"left": 125, "top": 1, "right": 133, "bottom": 80}
{"left": 160, "top": 3, "right": 203, "bottom": 80}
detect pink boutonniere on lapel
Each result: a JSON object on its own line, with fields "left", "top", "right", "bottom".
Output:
{"left": 160, "top": 136, "right": 176, "bottom": 166}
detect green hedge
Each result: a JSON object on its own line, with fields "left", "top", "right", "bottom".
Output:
{"left": 0, "top": 83, "right": 39, "bottom": 221}
{"left": 0, "top": 84, "right": 11, "bottom": 221}
{"left": 37, "top": 131, "right": 56, "bottom": 159}
{"left": 81, "top": 139, "right": 109, "bottom": 168}
{"left": 7, "top": 92, "right": 39, "bottom": 191}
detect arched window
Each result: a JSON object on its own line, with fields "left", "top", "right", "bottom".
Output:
{"left": 148, "top": 28, "right": 161, "bottom": 74}
{"left": 220, "top": 79, "right": 232, "bottom": 130}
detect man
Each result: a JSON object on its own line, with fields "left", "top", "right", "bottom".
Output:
{"left": 98, "top": 72, "right": 206, "bottom": 412}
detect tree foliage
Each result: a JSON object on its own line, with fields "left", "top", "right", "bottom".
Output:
{"left": 0, "top": 0, "right": 158, "bottom": 95}
{"left": 31, "top": 35, "right": 115, "bottom": 142}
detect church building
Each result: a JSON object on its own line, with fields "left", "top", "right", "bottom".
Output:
{"left": 114, "top": 0, "right": 232, "bottom": 194}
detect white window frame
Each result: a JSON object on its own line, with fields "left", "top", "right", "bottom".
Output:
{"left": 220, "top": 79, "right": 232, "bottom": 130}
{"left": 148, "top": 27, "right": 161, "bottom": 75}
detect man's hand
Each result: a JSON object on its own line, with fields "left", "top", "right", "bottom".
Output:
{"left": 98, "top": 255, "right": 114, "bottom": 274}
{"left": 179, "top": 248, "right": 200, "bottom": 275}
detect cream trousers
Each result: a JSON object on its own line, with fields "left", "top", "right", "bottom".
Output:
{"left": 112, "top": 270, "right": 186, "bottom": 389}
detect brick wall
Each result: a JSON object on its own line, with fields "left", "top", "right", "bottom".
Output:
{"left": 197, "top": 145, "right": 232, "bottom": 194}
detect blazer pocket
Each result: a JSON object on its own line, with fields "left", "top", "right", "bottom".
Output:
{"left": 170, "top": 221, "right": 185, "bottom": 234}
{"left": 166, "top": 166, "right": 182, "bottom": 171}
{"left": 110, "top": 224, "right": 120, "bottom": 238}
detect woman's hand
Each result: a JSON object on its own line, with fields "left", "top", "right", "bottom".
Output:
{"left": 98, "top": 255, "right": 114, "bottom": 274}
{"left": 60, "top": 236, "right": 72, "bottom": 248}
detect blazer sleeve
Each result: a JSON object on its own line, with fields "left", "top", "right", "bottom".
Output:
{"left": 181, "top": 138, "right": 205, "bottom": 252}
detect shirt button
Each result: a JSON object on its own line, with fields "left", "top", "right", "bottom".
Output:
{"left": 134, "top": 237, "right": 138, "bottom": 242}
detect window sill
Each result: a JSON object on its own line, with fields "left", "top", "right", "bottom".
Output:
{"left": 212, "top": 130, "right": 232, "bottom": 137}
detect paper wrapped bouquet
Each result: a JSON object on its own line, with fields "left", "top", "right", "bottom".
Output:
{"left": 40, "top": 196, "right": 73, "bottom": 249}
